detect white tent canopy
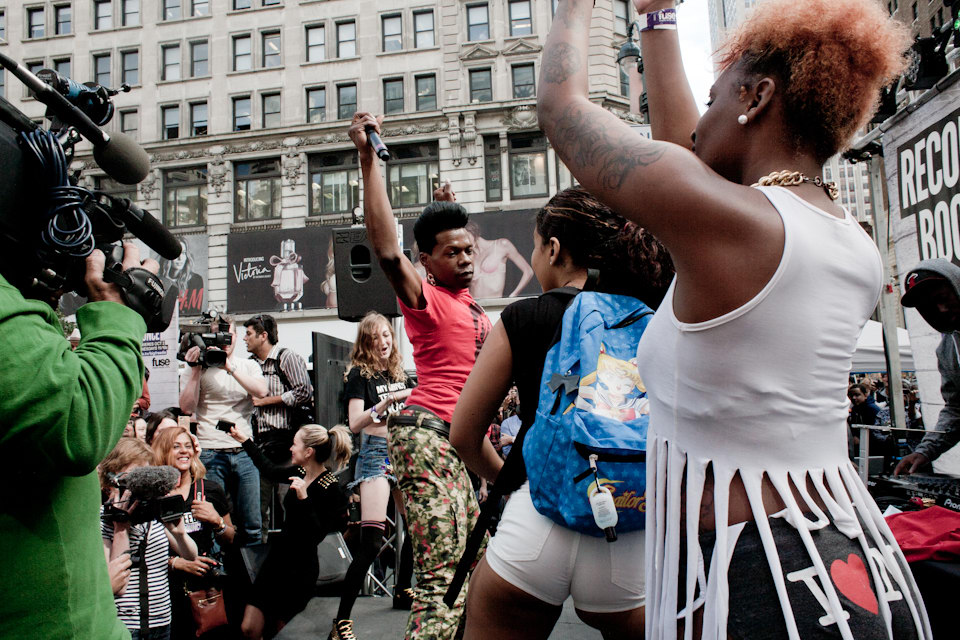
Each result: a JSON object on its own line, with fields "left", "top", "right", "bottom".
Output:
{"left": 853, "top": 320, "right": 914, "bottom": 372}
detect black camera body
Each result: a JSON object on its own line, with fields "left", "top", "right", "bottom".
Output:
{"left": 102, "top": 494, "right": 188, "bottom": 526}
{"left": 177, "top": 329, "right": 232, "bottom": 368}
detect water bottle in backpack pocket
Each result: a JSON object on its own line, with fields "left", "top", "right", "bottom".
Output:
{"left": 523, "top": 292, "right": 652, "bottom": 539}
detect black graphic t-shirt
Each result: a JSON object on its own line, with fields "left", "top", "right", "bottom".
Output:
{"left": 344, "top": 368, "right": 415, "bottom": 415}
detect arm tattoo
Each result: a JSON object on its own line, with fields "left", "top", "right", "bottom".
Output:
{"left": 542, "top": 43, "right": 582, "bottom": 85}
{"left": 553, "top": 102, "right": 666, "bottom": 190}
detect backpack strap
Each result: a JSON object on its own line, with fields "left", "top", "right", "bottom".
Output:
{"left": 273, "top": 348, "right": 293, "bottom": 393}
{"left": 138, "top": 523, "right": 151, "bottom": 634}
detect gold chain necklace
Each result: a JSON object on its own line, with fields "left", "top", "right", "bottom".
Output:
{"left": 752, "top": 170, "right": 839, "bottom": 201}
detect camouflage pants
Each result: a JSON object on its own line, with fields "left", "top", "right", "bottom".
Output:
{"left": 386, "top": 419, "right": 482, "bottom": 640}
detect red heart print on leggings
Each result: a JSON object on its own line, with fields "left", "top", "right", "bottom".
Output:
{"left": 830, "top": 553, "right": 879, "bottom": 615}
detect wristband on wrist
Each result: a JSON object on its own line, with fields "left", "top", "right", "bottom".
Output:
{"left": 214, "top": 517, "right": 226, "bottom": 533}
{"left": 370, "top": 407, "right": 381, "bottom": 424}
{"left": 640, "top": 8, "right": 677, "bottom": 31}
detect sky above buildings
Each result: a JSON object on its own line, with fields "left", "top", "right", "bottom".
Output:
{"left": 677, "top": 0, "right": 714, "bottom": 114}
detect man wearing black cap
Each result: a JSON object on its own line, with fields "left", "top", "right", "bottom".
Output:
{"left": 895, "top": 258, "right": 960, "bottom": 475}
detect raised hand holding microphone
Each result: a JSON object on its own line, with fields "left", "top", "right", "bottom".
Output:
{"left": 348, "top": 112, "right": 388, "bottom": 162}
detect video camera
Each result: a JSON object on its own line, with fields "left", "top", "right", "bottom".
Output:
{"left": 177, "top": 310, "right": 232, "bottom": 368}
{"left": 0, "top": 52, "right": 179, "bottom": 332}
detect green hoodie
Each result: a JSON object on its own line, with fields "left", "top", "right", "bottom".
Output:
{"left": 0, "top": 273, "right": 145, "bottom": 639}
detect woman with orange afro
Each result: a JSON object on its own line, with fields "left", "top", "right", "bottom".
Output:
{"left": 538, "top": 1, "right": 929, "bottom": 638}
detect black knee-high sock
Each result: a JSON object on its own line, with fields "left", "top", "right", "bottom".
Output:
{"left": 337, "top": 521, "right": 385, "bottom": 620}
{"left": 396, "top": 530, "right": 414, "bottom": 590}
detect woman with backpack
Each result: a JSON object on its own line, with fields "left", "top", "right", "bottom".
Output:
{"left": 536, "top": 1, "right": 929, "bottom": 638}
{"left": 332, "top": 312, "right": 417, "bottom": 640}
{"left": 450, "top": 187, "right": 674, "bottom": 639}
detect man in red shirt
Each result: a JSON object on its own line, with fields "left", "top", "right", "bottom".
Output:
{"left": 341, "top": 113, "right": 494, "bottom": 640}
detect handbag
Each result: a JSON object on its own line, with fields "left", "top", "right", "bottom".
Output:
{"left": 184, "top": 480, "right": 228, "bottom": 636}
{"left": 185, "top": 586, "right": 228, "bottom": 637}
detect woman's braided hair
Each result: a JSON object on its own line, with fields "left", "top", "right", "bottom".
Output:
{"left": 536, "top": 187, "right": 674, "bottom": 308}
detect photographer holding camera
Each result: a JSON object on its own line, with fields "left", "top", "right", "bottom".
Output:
{"left": 179, "top": 313, "right": 267, "bottom": 546}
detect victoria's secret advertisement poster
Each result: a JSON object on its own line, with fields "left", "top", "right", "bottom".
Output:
{"left": 227, "top": 227, "right": 336, "bottom": 313}
{"left": 399, "top": 208, "right": 542, "bottom": 300}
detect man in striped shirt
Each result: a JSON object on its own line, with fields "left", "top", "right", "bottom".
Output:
{"left": 243, "top": 314, "right": 314, "bottom": 536}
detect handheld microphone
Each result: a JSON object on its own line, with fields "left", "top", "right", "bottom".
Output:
{"left": 365, "top": 126, "right": 391, "bottom": 162}
{"left": 0, "top": 51, "right": 150, "bottom": 185}
{"left": 116, "top": 465, "right": 180, "bottom": 500}
{"left": 106, "top": 196, "right": 182, "bottom": 261}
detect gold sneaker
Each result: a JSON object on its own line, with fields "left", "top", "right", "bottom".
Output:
{"left": 329, "top": 618, "right": 357, "bottom": 640}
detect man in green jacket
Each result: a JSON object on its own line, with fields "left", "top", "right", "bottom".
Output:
{"left": 0, "top": 243, "right": 158, "bottom": 639}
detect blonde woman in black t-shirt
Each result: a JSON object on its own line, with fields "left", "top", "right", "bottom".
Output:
{"left": 332, "top": 312, "right": 416, "bottom": 640}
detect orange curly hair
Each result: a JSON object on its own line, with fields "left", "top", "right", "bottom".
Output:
{"left": 717, "top": 0, "right": 910, "bottom": 162}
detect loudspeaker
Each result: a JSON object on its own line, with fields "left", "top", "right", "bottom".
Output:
{"left": 333, "top": 226, "right": 401, "bottom": 321}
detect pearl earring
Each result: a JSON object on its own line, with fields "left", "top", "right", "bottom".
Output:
{"left": 737, "top": 115, "right": 748, "bottom": 126}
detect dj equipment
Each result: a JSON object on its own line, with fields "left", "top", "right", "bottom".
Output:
{"left": 871, "top": 472, "right": 960, "bottom": 513}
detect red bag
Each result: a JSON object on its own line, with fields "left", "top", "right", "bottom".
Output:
{"left": 885, "top": 506, "right": 960, "bottom": 562}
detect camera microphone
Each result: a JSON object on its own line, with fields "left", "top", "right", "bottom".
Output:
{"left": 117, "top": 465, "right": 180, "bottom": 500}
{"left": 365, "top": 126, "right": 391, "bottom": 162}
{"left": 105, "top": 196, "right": 182, "bottom": 261}
{"left": 0, "top": 51, "right": 150, "bottom": 185}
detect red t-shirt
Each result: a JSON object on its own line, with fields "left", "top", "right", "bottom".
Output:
{"left": 399, "top": 280, "right": 491, "bottom": 422}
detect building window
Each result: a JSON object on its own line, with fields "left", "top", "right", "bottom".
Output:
{"left": 55, "top": 4, "right": 71, "bottom": 35}
{"left": 120, "top": 109, "right": 138, "bottom": 137}
{"left": 306, "top": 25, "right": 325, "bottom": 62}
{"left": 337, "top": 83, "right": 357, "bottom": 120}
{"left": 121, "top": 50, "right": 139, "bottom": 85}
{"left": 309, "top": 151, "right": 359, "bottom": 215}
{"left": 337, "top": 21, "right": 356, "bottom": 58}
{"left": 467, "top": 4, "right": 490, "bottom": 41}
{"left": 163, "top": 0, "right": 181, "bottom": 20}
{"left": 122, "top": 0, "right": 140, "bottom": 26}
{"left": 509, "top": 134, "right": 548, "bottom": 198}
{"left": 552, "top": 0, "right": 560, "bottom": 17}
{"left": 162, "top": 45, "right": 181, "bottom": 81}
{"left": 306, "top": 87, "right": 326, "bottom": 123}
{"left": 262, "top": 31, "right": 281, "bottom": 67}
{"left": 414, "top": 10, "right": 434, "bottom": 48}
{"left": 27, "top": 7, "right": 45, "bottom": 38}
{"left": 96, "top": 176, "right": 137, "bottom": 203}
{"left": 469, "top": 68, "right": 493, "bottom": 103}
{"left": 233, "top": 35, "right": 252, "bottom": 71}
{"left": 0, "top": 71, "right": 4, "bottom": 99}
{"left": 161, "top": 105, "right": 180, "bottom": 140}
{"left": 0, "top": 9, "right": 5, "bottom": 41}
{"left": 619, "top": 65, "right": 629, "bottom": 97}
{"left": 387, "top": 143, "right": 440, "bottom": 207}
{"left": 384, "top": 78, "right": 404, "bottom": 114}
{"left": 190, "top": 41, "right": 209, "bottom": 76}
{"left": 483, "top": 136, "right": 502, "bottom": 201}
{"left": 93, "top": 53, "right": 111, "bottom": 87}
{"left": 53, "top": 57, "right": 71, "bottom": 79}
{"left": 190, "top": 102, "right": 207, "bottom": 136}
{"left": 191, "top": 0, "right": 209, "bottom": 16}
{"left": 613, "top": 0, "right": 629, "bottom": 35}
{"left": 234, "top": 0, "right": 251, "bottom": 9}
{"left": 235, "top": 159, "right": 281, "bottom": 221}
{"left": 164, "top": 167, "right": 207, "bottom": 227}
{"left": 263, "top": 0, "right": 280, "bottom": 5}
{"left": 94, "top": 0, "right": 113, "bottom": 30}
{"left": 911, "top": 1, "right": 917, "bottom": 20}
{"left": 557, "top": 157, "right": 579, "bottom": 192}
{"left": 262, "top": 93, "right": 281, "bottom": 127}
{"left": 509, "top": 1, "right": 532, "bottom": 36}
{"left": 416, "top": 74, "right": 436, "bottom": 111}
{"left": 383, "top": 14, "right": 402, "bottom": 52}
{"left": 233, "top": 96, "right": 251, "bottom": 131}
{"left": 512, "top": 63, "right": 535, "bottom": 98}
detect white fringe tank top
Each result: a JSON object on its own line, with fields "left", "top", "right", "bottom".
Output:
{"left": 636, "top": 187, "right": 931, "bottom": 640}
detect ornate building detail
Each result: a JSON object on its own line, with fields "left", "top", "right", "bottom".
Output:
{"left": 502, "top": 39, "right": 542, "bottom": 57}
{"left": 607, "top": 106, "right": 646, "bottom": 125}
{"left": 282, "top": 143, "right": 304, "bottom": 187}
{"left": 448, "top": 114, "right": 462, "bottom": 166}
{"left": 208, "top": 148, "right": 229, "bottom": 197}
{"left": 459, "top": 43, "right": 498, "bottom": 61}
{"left": 138, "top": 170, "right": 159, "bottom": 201}
{"left": 462, "top": 111, "right": 480, "bottom": 165}
{"left": 501, "top": 105, "right": 539, "bottom": 131}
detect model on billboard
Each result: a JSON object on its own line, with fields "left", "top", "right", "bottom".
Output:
{"left": 159, "top": 238, "right": 204, "bottom": 315}
{"left": 538, "top": 0, "right": 928, "bottom": 638}
{"left": 270, "top": 239, "right": 309, "bottom": 311}
{"left": 464, "top": 221, "right": 534, "bottom": 299}
{"left": 321, "top": 235, "right": 337, "bottom": 309}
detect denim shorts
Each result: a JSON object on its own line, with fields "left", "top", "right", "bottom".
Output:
{"left": 348, "top": 433, "right": 396, "bottom": 490}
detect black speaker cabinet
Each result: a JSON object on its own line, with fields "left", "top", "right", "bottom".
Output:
{"left": 333, "top": 226, "right": 401, "bottom": 321}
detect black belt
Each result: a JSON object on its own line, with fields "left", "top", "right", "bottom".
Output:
{"left": 389, "top": 407, "right": 450, "bottom": 439}
{"left": 211, "top": 447, "right": 245, "bottom": 454}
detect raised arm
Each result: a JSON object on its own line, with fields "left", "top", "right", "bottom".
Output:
{"left": 633, "top": 0, "right": 701, "bottom": 148}
{"left": 348, "top": 112, "right": 425, "bottom": 309}
{"left": 502, "top": 240, "right": 534, "bottom": 298}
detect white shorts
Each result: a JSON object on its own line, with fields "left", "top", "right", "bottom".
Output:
{"left": 484, "top": 482, "right": 645, "bottom": 613}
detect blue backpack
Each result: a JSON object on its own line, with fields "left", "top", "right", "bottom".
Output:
{"left": 523, "top": 291, "right": 653, "bottom": 536}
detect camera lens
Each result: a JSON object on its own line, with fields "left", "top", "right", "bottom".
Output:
{"left": 205, "top": 349, "right": 228, "bottom": 368}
